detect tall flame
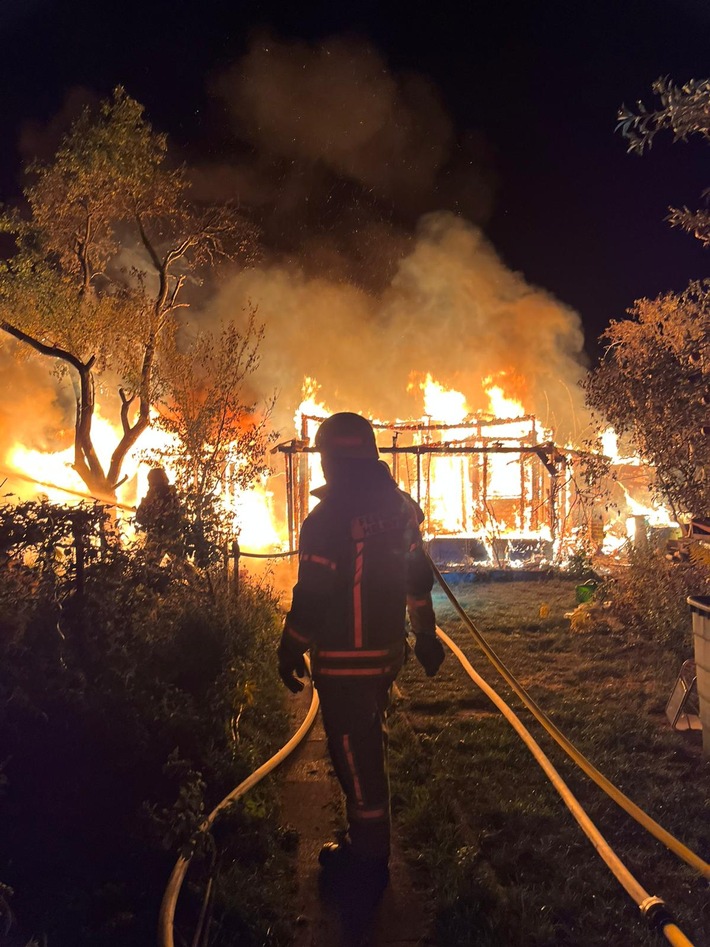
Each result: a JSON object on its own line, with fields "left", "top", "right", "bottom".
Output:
{"left": 420, "top": 373, "right": 469, "bottom": 423}
{"left": 483, "top": 375, "right": 525, "bottom": 419}
{"left": 295, "top": 377, "right": 331, "bottom": 507}
{"left": 295, "top": 376, "right": 329, "bottom": 432}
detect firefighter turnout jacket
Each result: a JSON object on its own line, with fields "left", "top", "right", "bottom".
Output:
{"left": 280, "top": 460, "right": 436, "bottom": 680}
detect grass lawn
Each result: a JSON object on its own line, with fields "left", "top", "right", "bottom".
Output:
{"left": 391, "top": 576, "right": 710, "bottom": 947}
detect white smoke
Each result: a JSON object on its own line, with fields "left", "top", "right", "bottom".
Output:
{"left": 199, "top": 212, "right": 588, "bottom": 441}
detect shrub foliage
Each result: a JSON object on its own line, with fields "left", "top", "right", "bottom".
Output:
{"left": 599, "top": 547, "right": 709, "bottom": 655}
{"left": 0, "top": 499, "right": 289, "bottom": 946}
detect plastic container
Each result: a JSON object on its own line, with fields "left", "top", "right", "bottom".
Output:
{"left": 575, "top": 581, "right": 597, "bottom": 604}
{"left": 687, "top": 596, "right": 710, "bottom": 757}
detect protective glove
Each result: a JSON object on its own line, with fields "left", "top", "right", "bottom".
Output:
{"left": 277, "top": 643, "right": 307, "bottom": 693}
{"left": 414, "top": 633, "right": 445, "bottom": 677}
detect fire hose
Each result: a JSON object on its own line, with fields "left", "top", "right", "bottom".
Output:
{"left": 236, "top": 548, "right": 298, "bottom": 559}
{"left": 158, "top": 599, "right": 702, "bottom": 947}
{"left": 4, "top": 457, "right": 704, "bottom": 937}
{"left": 435, "top": 624, "right": 696, "bottom": 947}
{"left": 157, "top": 658, "right": 319, "bottom": 947}
{"left": 428, "top": 555, "right": 710, "bottom": 882}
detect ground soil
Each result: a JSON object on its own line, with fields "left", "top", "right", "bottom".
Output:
{"left": 280, "top": 683, "right": 433, "bottom": 947}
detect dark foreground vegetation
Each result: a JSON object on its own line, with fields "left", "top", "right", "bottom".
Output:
{"left": 391, "top": 560, "right": 710, "bottom": 946}
{"left": 0, "top": 500, "right": 293, "bottom": 947}
{"left": 3, "top": 501, "right": 709, "bottom": 947}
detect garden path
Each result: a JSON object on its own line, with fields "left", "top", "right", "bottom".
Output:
{"left": 280, "top": 684, "right": 433, "bottom": 947}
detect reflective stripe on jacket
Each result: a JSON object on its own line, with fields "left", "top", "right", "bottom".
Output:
{"left": 281, "top": 461, "right": 435, "bottom": 680}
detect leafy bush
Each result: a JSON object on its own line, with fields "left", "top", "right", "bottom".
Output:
{"left": 0, "top": 500, "right": 290, "bottom": 946}
{"left": 563, "top": 543, "right": 599, "bottom": 581}
{"left": 600, "top": 547, "right": 709, "bottom": 654}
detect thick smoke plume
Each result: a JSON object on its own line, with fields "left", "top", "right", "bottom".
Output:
{"left": 214, "top": 35, "right": 454, "bottom": 215}
{"left": 196, "top": 31, "right": 497, "bottom": 284}
{"left": 201, "top": 34, "right": 588, "bottom": 441}
{"left": 201, "top": 212, "right": 588, "bottom": 441}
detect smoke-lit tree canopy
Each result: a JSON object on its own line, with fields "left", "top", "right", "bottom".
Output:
{"left": 0, "top": 87, "right": 257, "bottom": 500}
{"left": 155, "top": 311, "right": 276, "bottom": 561}
{"left": 584, "top": 282, "right": 710, "bottom": 519}
{"left": 585, "top": 78, "right": 710, "bottom": 520}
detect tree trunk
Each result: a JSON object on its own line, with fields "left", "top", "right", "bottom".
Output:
{"left": 1, "top": 321, "right": 123, "bottom": 501}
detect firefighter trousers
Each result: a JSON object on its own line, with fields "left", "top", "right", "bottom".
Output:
{"left": 316, "top": 678, "right": 392, "bottom": 861}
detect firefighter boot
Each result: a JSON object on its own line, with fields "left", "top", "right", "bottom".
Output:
{"left": 318, "top": 840, "right": 390, "bottom": 893}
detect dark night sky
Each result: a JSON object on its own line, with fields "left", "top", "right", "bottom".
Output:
{"left": 1, "top": 0, "right": 709, "bottom": 360}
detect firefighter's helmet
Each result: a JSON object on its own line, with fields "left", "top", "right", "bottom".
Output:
{"left": 314, "top": 413, "right": 379, "bottom": 460}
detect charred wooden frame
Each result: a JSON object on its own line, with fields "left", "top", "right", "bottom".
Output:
{"left": 276, "top": 415, "right": 592, "bottom": 560}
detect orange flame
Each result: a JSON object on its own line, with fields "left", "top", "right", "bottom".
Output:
{"left": 420, "top": 373, "right": 469, "bottom": 423}
{"left": 483, "top": 372, "right": 526, "bottom": 419}
{"left": 4, "top": 371, "right": 673, "bottom": 564}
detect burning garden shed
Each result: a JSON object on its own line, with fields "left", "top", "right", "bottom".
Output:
{"left": 277, "top": 406, "right": 595, "bottom": 568}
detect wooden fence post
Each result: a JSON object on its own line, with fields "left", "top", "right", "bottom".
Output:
{"left": 232, "top": 539, "right": 240, "bottom": 602}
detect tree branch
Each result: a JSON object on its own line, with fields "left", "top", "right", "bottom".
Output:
{"left": 77, "top": 210, "right": 93, "bottom": 294}
{"left": 119, "top": 387, "right": 136, "bottom": 435}
{"left": 165, "top": 237, "right": 195, "bottom": 268}
{"left": 157, "top": 274, "right": 187, "bottom": 329}
{"left": 0, "top": 320, "right": 95, "bottom": 373}
{"left": 106, "top": 337, "right": 154, "bottom": 486}
{"left": 135, "top": 212, "right": 162, "bottom": 273}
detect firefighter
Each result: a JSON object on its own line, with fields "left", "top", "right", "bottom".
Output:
{"left": 135, "top": 467, "right": 184, "bottom": 559}
{"left": 277, "top": 412, "right": 444, "bottom": 889}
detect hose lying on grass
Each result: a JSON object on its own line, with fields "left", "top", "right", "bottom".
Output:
{"left": 437, "top": 624, "right": 697, "bottom": 947}
{"left": 429, "top": 557, "right": 710, "bottom": 882}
